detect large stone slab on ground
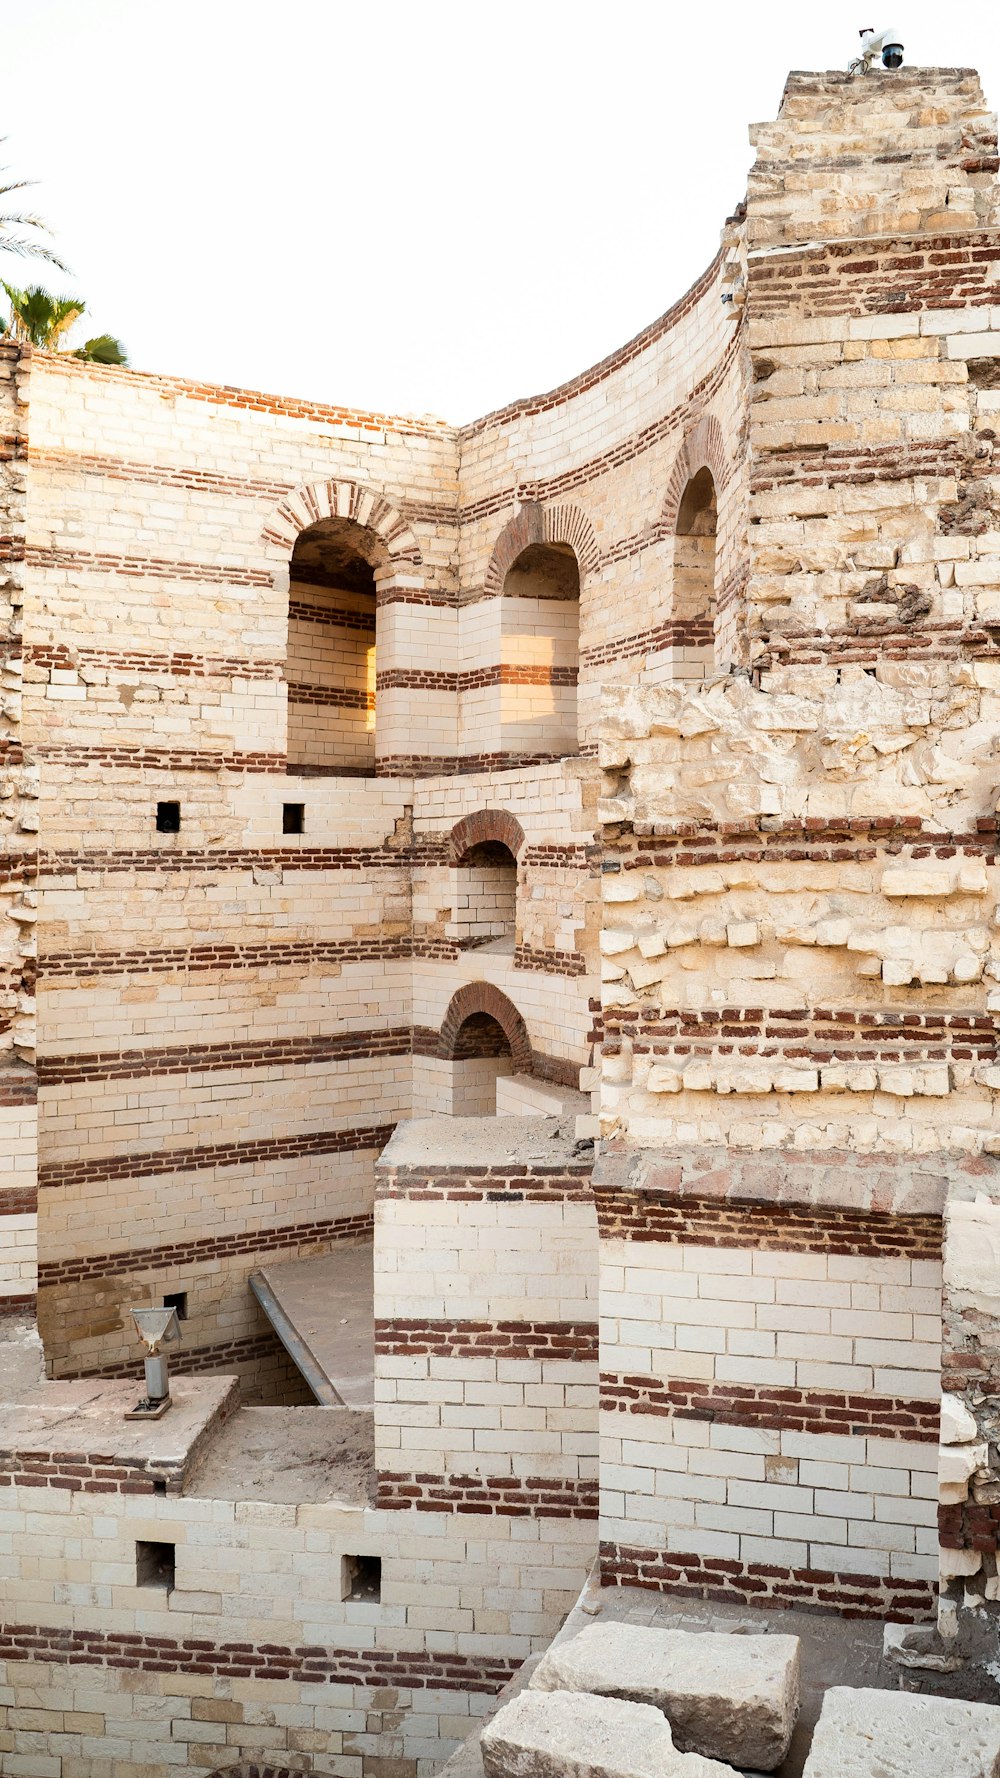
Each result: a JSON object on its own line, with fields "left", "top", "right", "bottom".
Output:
{"left": 530, "top": 1622, "right": 799, "bottom": 1772}
{"left": 480, "top": 1690, "right": 732, "bottom": 1778}
{"left": 803, "top": 1688, "right": 1000, "bottom": 1777}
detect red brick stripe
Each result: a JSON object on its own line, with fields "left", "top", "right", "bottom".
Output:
{"left": 513, "top": 944, "right": 587, "bottom": 977}
{"left": 37, "top": 1209, "right": 374, "bottom": 1287}
{"left": 376, "top": 665, "right": 578, "bottom": 691}
{"left": 0, "top": 1072, "right": 35, "bottom": 1107}
{"left": 0, "top": 1294, "right": 36, "bottom": 1316}
{"left": 38, "top": 840, "right": 449, "bottom": 876}
{"left": 0, "top": 1621, "right": 518, "bottom": 1692}
{"left": 288, "top": 596, "right": 375, "bottom": 633}
{"left": 35, "top": 744, "right": 285, "bottom": 773}
{"left": 581, "top": 617, "right": 714, "bottom": 670}
{"left": 58, "top": 1329, "right": 289, "bottom": 1383}
{"left": 599, "top": 1543, "right": 935, "bottom": 1623}
{"left": 747, "top": 228, "right": 1000, "bottom": 322}
{"left": 374, "top": 749, "right": 569, "bottom": 776}
{"left": 377, "top": 1471, "right": 599, "bottom": 1518}
{"left": 287, "top": 681, "right": 374, "bottom": 710}
{"left": 594, "top": 1189, "right": 941, "bottom": 1258}
{"left": 600, "top": 1373, "right": 940, "bottom": 1442}
{"left": 375, "top": 1319, "right": 598, "bottom": 1362}
{"left": 377, "top": 1163, "right": 592, "bottom": 1203}
{"left": 43, "top": 938, "right": 414, "bottom": 980}
{"left": 38, "top": 1124, "right": 393, "bottom": 1191}
{"left": 615, "top": 817, "right": 999, "bottom": 867}
{"left": 25, "top": 642, "right": 282, "bottom": 680}
{"left": 27, "top": 544, "right": 274, "bottom": 586}
{"left": 0, "top": 1188, "right": 37, "bottom": 1216}
{"left": 609, "top": 1005, "right": 994, "bottom": 1065}
{"left": 38, "top": 1026, "right": 423, "bottom": 1085}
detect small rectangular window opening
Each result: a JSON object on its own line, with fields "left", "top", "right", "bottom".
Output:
{"left": 163, "top": 1291, "right": 187, "bottom": 1321}
{"left": 136, "top": 1540, "right": 175, "bottom": 1590}
{"left": 341, "top": 1554, "right": 381, "bottom": 1602}
{"left": 283, "top": 802, "right": 305, "bottom": 835}
{"left": 156, "top": 801, "right": 181, "bottom": 833}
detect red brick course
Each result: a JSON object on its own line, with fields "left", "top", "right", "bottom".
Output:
{"left": 37, "top": 1210, "right": 374, "bottom": 1288}
{"left": 38, "top": 1127, "right": 392, "bottom": 1192}
{"left": 376, "top": 1471, "right": 599, "bottom": 1518}
{"left": 601, "top": 1373, "right": 939, "bottom": 1441}
{"left": 376, "top": 1163, "right": 593, "bottom": 1204}
{"left": 594, "top": 1189, "right": 941, "bottom": 1258}
{"left": 0, "top": 1620, "right": 519, "bottom": 1692}
{"left": 375, "top": 1318, "right": 598, "bottom": 1362}
{"left": 599, "top": 1543, "right": 936, "bottom": 1622}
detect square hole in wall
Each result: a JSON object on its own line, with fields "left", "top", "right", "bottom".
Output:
{"left": 156, "top": 801, "right": 180, "bottom": 833}
{"left": 136, "top": 1540, "right": 175, "bottom": 1590}
{"left": 162, "top": 1291, "right": 187, "bottom": 1321}
{"left": 341, "top": 1554, "right": 381, "bottom": 1602}
{"left": 283, "top": 802, "right": 305, "bottom": 835}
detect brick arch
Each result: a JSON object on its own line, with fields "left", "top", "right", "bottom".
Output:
{"left": 483, "top": 501, "right": 599, "bottom": 597}
{"left": 449, "top": 808, "right": 525, "bottom": 864}
{"left": 661, "top": 414, "right": 729, "bottom": 533}
{"left": 439, "top": 983, "right": 533, "bottom": 1073}
{"left": 260, "top": 477, "right": 422, "bottom": 566}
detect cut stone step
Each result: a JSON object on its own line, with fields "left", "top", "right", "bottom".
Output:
{"left": 480, "top": 1689, "right": 733, "bottom": 1778}
{"left": 530, "top": 1622, "right": 799, "bottom": 1773}
{"left": 803, "top": 1687, "right": 1000, "bottom": 1777}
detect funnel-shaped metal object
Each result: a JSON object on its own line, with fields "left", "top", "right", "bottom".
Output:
{"left": 130, "top": 1306, "right": 182, "bottom": 1355}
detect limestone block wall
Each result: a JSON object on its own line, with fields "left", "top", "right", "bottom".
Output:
{"left": 0, "top": 342, "right": 36, "bottom": 1326}
{"left": 373, "top": 1120, "right": 598, "bottom": 1526}
{"left": 0, "top": 1382, "right": 586, "bottom": 1777}
{"left": 595, "top": 1147, "right": 942, "bottom": 1619}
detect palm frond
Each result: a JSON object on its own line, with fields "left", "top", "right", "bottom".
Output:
{"left": 74, "top": 333, "right": 128, "bottom": 366}
{"left": 0, "top": 232, "right": 70, "bottom": 272}
{"left": 0, "top": 179, "right": 34, "bottom": 199}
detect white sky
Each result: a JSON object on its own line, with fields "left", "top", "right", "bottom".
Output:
{"left": 5, "top": 1, "right": 999, "bottom": 424}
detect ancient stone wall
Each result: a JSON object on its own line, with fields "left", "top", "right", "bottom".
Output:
{"left": 0, "top": 341, "right": 37, "bottom": 1328}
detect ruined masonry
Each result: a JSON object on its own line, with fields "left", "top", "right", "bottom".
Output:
{"left": 2, "top": 59, "right": 1000, "bottom": 1778}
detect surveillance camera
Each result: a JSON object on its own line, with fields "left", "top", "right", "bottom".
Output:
{"left": 849, "top": 24, "right": 904, "bottom": 74}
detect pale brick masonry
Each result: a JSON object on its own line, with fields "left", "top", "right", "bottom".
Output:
{"left": 1, "top": 57, "right": 1000, "bottom": 1778}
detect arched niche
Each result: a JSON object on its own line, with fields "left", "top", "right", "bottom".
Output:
{"left": 286, "top": 515, "right": 386, "bottom": 772}
{"left": 672, "top": 467, "right": 717, "bottom": 679}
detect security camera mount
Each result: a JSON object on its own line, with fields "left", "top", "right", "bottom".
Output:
{"left": 125, "top": 1305, "right": 182, "bottom": 1419}
{"left": 848, "top": 25, "right": 904, "bottom": 76}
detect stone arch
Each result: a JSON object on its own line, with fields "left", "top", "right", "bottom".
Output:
{"left": 439, "top": 983, "right": 533, "bottom": 1074}
{"left": 449, "top": 808, "right": 525, "bottom": 865}
{"left": 483, "top": 501, "right": 599, "bottom": 598}
{"left": 660, "top": 414, "right": 728, "bottom": 534}
{"left": 261, "top": 477, "right": 422, "bottom": 568}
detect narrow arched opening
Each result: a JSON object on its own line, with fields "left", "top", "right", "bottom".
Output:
{"left": 450, "top": 1011, "right": 513, "bottom": 1114}
{"left": 286, "top": 516, "right": 382, "bottom": 772}
{"left": 500, "top": 541, "right": 580, "bottom": 755}
{"left": 450, "top": 839, "right": 517, "bottom": 953}
{"left": 673, "top": 467, "right": 717, "bottom": 680}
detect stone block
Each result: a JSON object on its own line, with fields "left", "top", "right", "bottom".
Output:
{"left": 480, "top": 1690, "right": 731, "bottom": 1778}
{"left": 802, "top": 1687, "right": 1000, "bottom": 1776}
{"left": 530, "top": 1623, "right": 799, "bottom": 1771}
{"left": 941, "top": 1393, "right": 978, "bottom": 1446}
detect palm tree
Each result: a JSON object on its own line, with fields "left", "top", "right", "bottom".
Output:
{"left": 1, "top": 284, "right": 128, "bottom": 365}
{"left": 0, "top": 141, "right": 68, "bottom": 273}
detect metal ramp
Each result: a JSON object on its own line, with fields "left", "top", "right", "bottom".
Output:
{"left": 249, "top": 1239, "right": 373, "bottom": 1408}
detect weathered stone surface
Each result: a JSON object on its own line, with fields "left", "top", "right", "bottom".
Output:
{"left": 530, "top": 1623, "right": 799, "bottom": 1771}
{"left": 802, "top": 1687, "right": 1000, "bottom": 1777}
{"left": 480, "top": 1691, "right": 730, "bottom": 1778}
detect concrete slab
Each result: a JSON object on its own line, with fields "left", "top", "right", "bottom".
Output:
{"left": 250, "top": 1239, "right": 373, "bottom": 1408}
{"left": 802, "top": 1687, "right": 1000, "bottom": 1777}
{"left": 531, "top": 1621, "right": 799, "bottom": 1772}
{"left": 0, "top": 1376, "right": 236, "bottom": 1491}
{"left": 377, "top": 1115, "right": 587, "bottom": 1171}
